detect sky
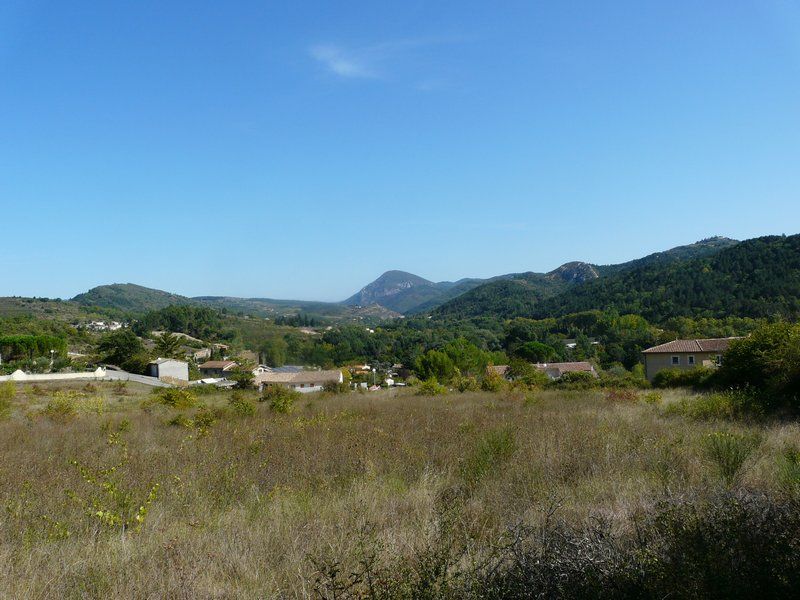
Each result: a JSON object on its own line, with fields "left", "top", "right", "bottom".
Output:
{"left": 2, "top": 1, "right": 800, "bottom": 301}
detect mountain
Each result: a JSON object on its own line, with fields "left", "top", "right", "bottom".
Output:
{"left": 533, "top": 234, "right": 800, "bottom": 322}
{"left": 342, "top": 270, "right": 488, "bottom": 314}
{"left": 73, "top": 284, "right": 191, "bottom": 312}
{"left": 432, "top": 237, "right": 740, "bottom": 320}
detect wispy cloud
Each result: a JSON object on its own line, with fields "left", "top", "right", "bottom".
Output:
{"left": 309, "top": 35, "right": 470, "bottom": 81}
{"left": 309, "top": 44, "right": 377, "bottom": 79}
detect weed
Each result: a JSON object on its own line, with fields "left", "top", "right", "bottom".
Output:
{"left": 461, "top": 426, "right": 516, "bottom": 487}
{"left": 229, "top": 392, "right": 256, "bottom": 417}
{"left": 416, "top": 378, "right": 448, "bottom": 396}
{"left": 702, "top": 431, "right": 761, "bottom": 484}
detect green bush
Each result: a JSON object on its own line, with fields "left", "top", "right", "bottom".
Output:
{"left": 322, "top": 380, "right": 350, "bottom": 394}
{"left": 42, "top": 394, "right": 78, "bottom": 422}
{"left": 480, "top": 369, "right": 507, "bottom": 392}
{"left": 0, "top": 382, "right": 14, "bottom": 419}
{"left": 702, "top": 431, "right": 761, "bottom": 484}
{"left": 262, "top": 385, "right": 299, "bottom": 413}
{"left": 453, "top": 374, "right": 480, "bottom": 393}
{"left": 643, "top": 391, "right": 663, "bottom": 405}
{"left": 547, "top": 371, "right": 598, "bottom": 390}
{"left": 664, "top": 391, "right": 755, "bottom": 421}
{"left": 148, "top": 388, "right": 197, "bottom": 409}
{"left": 229, "top": 392, "right": 256, "bottom": 417}
{"left": 416, "top": 377, "right": 448, "bottom": 396}
{"left": 652, "top": 367, "right": 715, "bottom": 389}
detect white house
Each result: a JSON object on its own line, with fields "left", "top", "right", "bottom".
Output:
{"left": 148, "top": 358, "right": 189, "bottom": 382}
{"left": 256, "top": 369, "right": 343, "bottom": 393}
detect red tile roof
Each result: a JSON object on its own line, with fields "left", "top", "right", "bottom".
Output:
{"left": 198, "top": 360, "right": 238, "bottom": 370}
{"left": 535, "top": 361, "right": 595, "bottom": 373}
{"left": 642, "top": 338, "right": 741, "bottom": 354}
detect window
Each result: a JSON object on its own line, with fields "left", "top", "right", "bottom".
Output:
{"left": 671, "top": 356, "right": 680, "bottom": 366}
{"left": 688, "top": 355, "right": 695, "bottom": 366}
{"left": 716, "top": 355, "right": 723, "bottom": 366}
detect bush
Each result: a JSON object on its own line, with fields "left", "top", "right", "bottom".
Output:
{"left": 312, "top": 491, "right": 800, "bottom": 599}
{"left": 642, "top": 391, "right": 663, "bottom": 405}
{"left": 148, "top": 388, "right": 197, "bottom": 409}
{"left": 416, "top": 378, "right": 448, "bottom": 396}
{"left": 453, "top": 374, "right": 480, "bottom": 393}
{"left": 547, "top": 371, "right": 598, "bottom": 390}
{"left": 42, "top": 394, "right": 78, "bottom": 422}
{"left": 702, "top": 431, "right": 761, "bottom": 484}
{"left": 481, "top": 368, "right": 507, "bottom": 392}
{"left": 652, "top": 367, "right": 715, "bottom": 389}
{"left": 262, "top": 385, "right": 299, "bottom": 413}
{"left": 664, "top": 391, "right": 756, "bottom": 421}
{"left": 322, "top": 380, "right": 350, "bottom": 394}
{"left": 229, "top": 392, "right": 256, "bottom": 417}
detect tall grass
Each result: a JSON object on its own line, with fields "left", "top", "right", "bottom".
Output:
{"left": 0, "top": 382, "right": 796, "bottom": 597}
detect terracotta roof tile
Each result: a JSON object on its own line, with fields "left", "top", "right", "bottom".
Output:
{"left": 642, "top": 338, "right": 741, "bottom": 354}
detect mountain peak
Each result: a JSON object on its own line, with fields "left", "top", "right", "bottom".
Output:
{"left": 546, "top": 261, "right": 600, "bottom": 283}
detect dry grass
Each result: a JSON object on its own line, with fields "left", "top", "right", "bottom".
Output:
{"left": 0, "top": 382, "right": 796, "bottom": 598}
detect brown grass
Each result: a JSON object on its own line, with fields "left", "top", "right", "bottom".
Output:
{"left": 0, "top": 382, "right": 795, "bottom": 598}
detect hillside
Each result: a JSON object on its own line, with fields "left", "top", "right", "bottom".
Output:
{"left": 433, "top": 237, "right": 740, "bottom": 320}
{"left": 73, "top": 284, "right": 191, "bottom": 313}
{"left": 534, "top": 234, "right": 800, "bottom": 322}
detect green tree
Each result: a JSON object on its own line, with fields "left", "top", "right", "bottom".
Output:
{"left": 97, "top": 330, "right": 145, "bottom": 367}
{"left": 415, "top": 350, "right": 457, "bottom": 383}
{"left": 154, "top": 332, "right": 182, "bottom": 359}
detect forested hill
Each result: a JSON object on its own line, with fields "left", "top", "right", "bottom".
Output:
{"left": 432, "top": 236, "right": 740, "bottom": 320}
{"left": 532, "top": 234, "right": 800, "bottom": 322}
{"left": 73, "top": 283, "right": 192, "bottom": 312}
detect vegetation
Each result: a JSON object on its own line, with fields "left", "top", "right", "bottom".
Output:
{"left": 0, "top": 381, "right": 798, "bottom": 597}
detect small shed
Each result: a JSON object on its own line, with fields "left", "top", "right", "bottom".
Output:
{"left": 148, "top": 358, "right": 189, "bottom": 382}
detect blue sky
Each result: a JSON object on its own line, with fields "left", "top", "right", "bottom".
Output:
{"left": 2, "top": 1, "right": 799, "bottom": 301}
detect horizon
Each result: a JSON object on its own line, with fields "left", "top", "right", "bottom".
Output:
{"left": 3, "top": 1, "right": 800, "bottom": 300}
{"left": 5, "top": 232, "right": 790, "bottom": 303}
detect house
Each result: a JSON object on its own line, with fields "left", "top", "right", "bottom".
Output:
{"left": 198, "top": 360, "right": 239, "bottom": 378}
{"left": 535, "top": 361, "right": 597, "bottom": 380}
{"left": 256, "top": 369, "right": 343, "bottom": 393}
{"left": 147, "top": 358, "right": 189, "bottom": 382}
{"left": 642, "top": 338, "right": 740, "bottom": 381}
{"left": 190, "top": 348, "right": 211, "bottom": 362}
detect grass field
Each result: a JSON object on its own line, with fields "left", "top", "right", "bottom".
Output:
{"left": 0, "top": 381, "right": 798, "bottom": 598}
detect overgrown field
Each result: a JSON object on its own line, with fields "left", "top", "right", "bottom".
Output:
{"left": 1, "top": 381, "right": 799, "bottom": 598}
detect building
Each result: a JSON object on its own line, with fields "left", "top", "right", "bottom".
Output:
{"left": 642, "top": 338, "right": 740, "bottom": 381}
{"left": 535, "top": 361, "right": 597, "bottom": 380}
{"left": 198, "top": 360, "right": 239, "bottom": 378}
{"left": 147, "top": 358, "right": 189, "bottom": 382}
{"left": 190, "top": 348, "right": 211, "bottom": 362}
{"left": 256, "top": 369, "right": 343, "bottom": 393}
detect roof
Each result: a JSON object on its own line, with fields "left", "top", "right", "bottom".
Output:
{"left": 198, "top": 360, "right": 238, "bottom": 370}
{"left": 488, "top": 365, "right": 509, "bottom": 376}
{"left": 257, "top": 369, "right": 343, "bottom": 385}
{"left": 642, "top": 338, "right": 741, "bottom": 354}
{"left": 535, "top": 361, "right": 595, "bottom": 373}
{"left": 149, "top": 358, "right": 187, "bottom": 365}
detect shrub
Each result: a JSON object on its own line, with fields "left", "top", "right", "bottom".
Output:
{"left": 480, "top": 369, "right": 507, "bottom": 392}
{"left": 702, "top": 431, "right": 761, "bottom": 484}
{"left": 262, "top": 385, "right": 299, "bottom": 413}
{"left": 229, "top": 392, "right": 256, "bottom": 417}
{"left": 416, "top": 378, "right": 448, "bottom": 396}
{"left": 322, "top": 380, "right": 350, "bottom": 394}
{"left": 453, "top": 374, "right": 480, "bottom": 393}
{"left": 148, "top": 387, "right": 197, "bottom": 409}
{"left": 664, "top": 391, "right": 755, "bottom": 421}
{"left": 547, "top": 371, "right": 598, "bottom": 390}
{"left": 652, "top": 367, "right": 715, "bottom": 389}
{"left": 42, "top": 394, "right": 78, "bottom": 422}
{"left": 643, "top": 391, "right": 663, "bottom": 405}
